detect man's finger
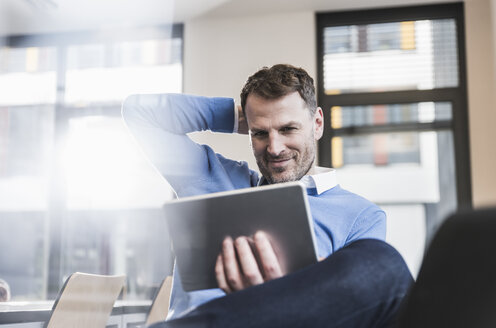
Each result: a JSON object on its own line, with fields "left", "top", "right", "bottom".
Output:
{"left": 215, "top": 254, "right": 232, "bottom": 293}
{"left": 222, "top": 236, "right": 244, "bottom": 291}
{"left": 234, "top": 236, "right": 264, "bottom": 286}
{"left": 254, "top": 231, "right": 283, "bottom": 280}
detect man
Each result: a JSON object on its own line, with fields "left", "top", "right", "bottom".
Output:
{"left": 122, "top": 64, "right": 412, "bottom": 327}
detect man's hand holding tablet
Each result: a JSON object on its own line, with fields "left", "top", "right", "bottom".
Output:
{"left": 215, "top": 231, "right": 283, "bottom": 293}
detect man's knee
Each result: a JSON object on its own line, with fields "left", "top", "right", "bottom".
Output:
{"left": 322, "top": 239, "right": 413, "bottom": 299}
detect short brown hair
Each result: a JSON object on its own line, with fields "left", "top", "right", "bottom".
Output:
{"left": 240, "top": 64, "right": 317, "bottom": 116}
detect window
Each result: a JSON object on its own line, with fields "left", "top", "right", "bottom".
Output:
{"left": 0, "top": 25, "right": 182, "bottom": 300}
{"left": 317, "top": 3, "right": 471, "bottom": 275}
{"left": 323, "top": 19, "right": 459, "bottom": 94}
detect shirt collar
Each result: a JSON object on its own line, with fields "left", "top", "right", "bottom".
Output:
{"left": 258, "top": 166, "right": 338, "bottom": 195}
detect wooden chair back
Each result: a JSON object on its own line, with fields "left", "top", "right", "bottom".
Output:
{"left": 45, "top": 272, "right": 125, "bottom": 328}
{"left": 145, "top": 275, "right": 173, "bottom": 326}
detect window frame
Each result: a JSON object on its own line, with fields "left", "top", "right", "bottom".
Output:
{"left": 0, "top": 24, "right": 183, "bottom": 299}
{"left": 316, "top": 3, "right": 472, "bottom": 208}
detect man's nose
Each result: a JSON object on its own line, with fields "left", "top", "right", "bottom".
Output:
{"left": 267, "top": 133, "right": 285, "bottom": 156}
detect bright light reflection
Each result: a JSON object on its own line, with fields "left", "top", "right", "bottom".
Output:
{"left": 65, "top": 64, "right": 182, "bottom": 104}
{"left": 0, "top": 72, "right": 56, "bottom": 106}
{"left": 61, "top": 116, "right": 172, "bottom": 210}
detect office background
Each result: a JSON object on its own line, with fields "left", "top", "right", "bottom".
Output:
{"left": 0, "top": 0, "right": 495, "bottom": 305}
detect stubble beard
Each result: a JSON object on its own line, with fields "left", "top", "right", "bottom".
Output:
{"left": 257, "top": 144, "right": 316, "bottom": 184}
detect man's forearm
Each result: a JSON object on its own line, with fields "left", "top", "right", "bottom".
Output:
{"left": 121, "top": 93, "right": 245, "bottom": 195}
{"left": 122, "top": 93, "right": 236, "bottom": 135}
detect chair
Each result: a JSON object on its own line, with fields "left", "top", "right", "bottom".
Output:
{"left": 145, "top": 275, "right": 173, "bottom": 326}
{"left": 44, "top": 272, "right": 126, "bottom": 328}
{"left": 397, "top": 207, "right": 496, "bottom": 327}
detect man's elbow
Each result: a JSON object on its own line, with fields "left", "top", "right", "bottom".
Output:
{"left": 121, "top": 94, "right": 141, "bottom": 122}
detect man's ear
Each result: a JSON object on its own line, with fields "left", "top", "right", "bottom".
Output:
{"left": 313, "top": 107, "right": 324, "bottom": 140}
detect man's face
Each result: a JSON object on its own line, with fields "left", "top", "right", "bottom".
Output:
{"left": 244, "top": 92, "right": 324, "bottom": 184}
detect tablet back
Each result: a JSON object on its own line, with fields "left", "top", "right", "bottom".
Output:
{"left": 164, "top": 182, "right": 318, "bottom": 291}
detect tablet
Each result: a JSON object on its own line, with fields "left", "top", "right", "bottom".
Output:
{"left": 163, "top": 182, "right": 318, "bottom": 291}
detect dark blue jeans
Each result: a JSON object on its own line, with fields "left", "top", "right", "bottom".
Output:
{"left": 151, "top": 239, "right": 413, "bottom": 328}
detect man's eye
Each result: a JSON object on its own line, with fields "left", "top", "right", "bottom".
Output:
{"left": 281, "top": 127, "right": 296, "bottom": 132}
{"left": 252, "top": 131, "right": 268, "bottom": 137}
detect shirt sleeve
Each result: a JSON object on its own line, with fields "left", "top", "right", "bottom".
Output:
{"left": 121, "top": 93, "right": 238, "bottom": 194}
{"left": 345, "top": 206, "right": 387, "bottom": 243}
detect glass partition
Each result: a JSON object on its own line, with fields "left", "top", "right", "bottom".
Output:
{"left": 0, "top": 26, "right": 182, "bottom": 301}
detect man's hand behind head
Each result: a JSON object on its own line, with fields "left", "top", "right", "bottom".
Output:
{"left": 237, "top": 105, "right": 249, "bottom": 135}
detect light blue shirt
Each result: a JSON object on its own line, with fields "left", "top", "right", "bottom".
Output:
{"left": 122, "top": 93, "right": 386, "bottom": 319}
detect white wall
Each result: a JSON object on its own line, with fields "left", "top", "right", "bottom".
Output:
{"left": 493, "top": 0, "right": 496, "bottom": 68}
{"left": 465, "top": 0, "right": 496, "bottom": 207}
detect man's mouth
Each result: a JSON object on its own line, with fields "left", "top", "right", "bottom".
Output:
{"left": 267, "top": 157, "right": 292, "bottom": 168}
